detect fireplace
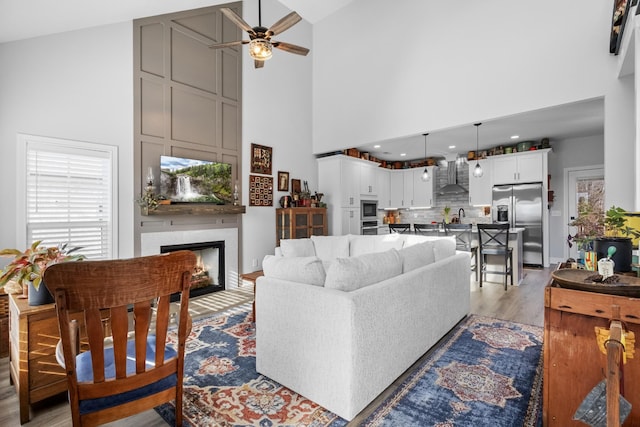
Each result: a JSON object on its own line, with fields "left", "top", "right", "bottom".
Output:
{"left": 160, "top": 240, "right": 225, "bottom": 301}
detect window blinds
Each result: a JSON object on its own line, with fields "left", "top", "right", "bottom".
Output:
{"left": 25, "top": 143, "right": 113, "bottom": 259}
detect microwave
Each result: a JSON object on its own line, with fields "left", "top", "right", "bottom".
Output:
{"left": 361, "top": 200, "right": 378, "bottom": 220}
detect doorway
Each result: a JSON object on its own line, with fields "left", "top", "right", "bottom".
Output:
{"left": 565, "top": 166, "right": 604, "bottom": 261}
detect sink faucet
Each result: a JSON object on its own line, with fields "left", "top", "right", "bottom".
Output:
{"left": 458, "top": 208, "right": 465, "bottom": 219}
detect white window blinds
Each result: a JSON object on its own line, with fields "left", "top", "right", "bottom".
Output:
{"left": 21, "top": 136, "right": 116, "bottom": 260}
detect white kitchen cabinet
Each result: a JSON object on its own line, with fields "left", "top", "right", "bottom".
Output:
{"left": 411, "top": 167, "right": 436, "bottom": 208}
{"left": 468, "top": 158, "right": 492, "bottom": 206}
{"left": 359, "top": 163, "right": 377, "bottom": 196}
{"left": 389, "top": 170, "right": 404, "bottom": 208}
{"left": 402, "top": 170, "right": 413, "bottom": 208}
{"left": 492, "top": 151, "right": 544, "bottom": 184}
{"left": 340, "top": 208, "right": 361, "bottom": 235}
{"left": 377, "top": 168, "right": 391, "bottom": 209}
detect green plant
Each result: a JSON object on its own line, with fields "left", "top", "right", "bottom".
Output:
{"left": 443, "top": 206, "right": 451, "bottom": 224}
{"left": 604, "top": 206, "right": 640, "bottom": 239}
{"left": 568, "top": 199, "right": 604, "bottom": 250}
{"left": 0, "top": 241, "right": 85, "bottom": 291}
{"left": 136, "top": 188, "right": 159, "bottom": 212}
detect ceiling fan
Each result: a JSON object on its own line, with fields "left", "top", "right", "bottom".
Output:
{"left": 209, "top": 0, "right": 310, "bottom": 69}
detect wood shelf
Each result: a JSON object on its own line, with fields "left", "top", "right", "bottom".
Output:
{"left": 144, "top": 204, "right": 246, "bottom": 216}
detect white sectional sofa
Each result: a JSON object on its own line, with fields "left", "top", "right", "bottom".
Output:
{"left": 255, "top": 233, "right": 471, "bottom": 421}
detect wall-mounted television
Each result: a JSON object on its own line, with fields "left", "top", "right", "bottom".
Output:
{"left": 160, "top": 155, "right": 232, "bottom": 204}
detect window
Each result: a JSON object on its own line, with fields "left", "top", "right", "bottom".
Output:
{"left": 17, "top": 134, "right": 118, "bottom": 259}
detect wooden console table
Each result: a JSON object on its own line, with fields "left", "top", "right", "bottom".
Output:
{"left": 544, "top": 282, "right": 640, "bottom": 425}
{"left": 9, "top": 294, "right": 68, "bottom": 424}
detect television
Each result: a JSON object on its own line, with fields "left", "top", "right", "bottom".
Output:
{"left": 160, "top": 155, "right": 232, "bottom": 204}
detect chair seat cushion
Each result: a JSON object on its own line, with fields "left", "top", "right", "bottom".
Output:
{"left": 76, "top": 336, "right": 177, "bottom": 414}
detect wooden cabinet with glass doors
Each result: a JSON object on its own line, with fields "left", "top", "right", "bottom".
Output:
{"left": 276, "top": 207, "right": 328, "bottom": 246}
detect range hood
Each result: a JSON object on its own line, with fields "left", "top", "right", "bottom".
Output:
{"left": 438, "top": 160, "right": 468, "bottom": 195}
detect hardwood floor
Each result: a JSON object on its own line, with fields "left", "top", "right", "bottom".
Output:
{"left": 0, "top": 267, "right": 553, "bottom": 426}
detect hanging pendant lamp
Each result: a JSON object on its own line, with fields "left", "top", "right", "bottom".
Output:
{"left": 473, "top": 123, "right": 483, "bottom": 178}
{"left": 421, "top": 133, "right": 430, "bottom": 181}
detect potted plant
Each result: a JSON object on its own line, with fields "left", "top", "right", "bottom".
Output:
{"left": 136, "top": 187, "right": 159, "bottom": 215}
{"left": 594, "top": 206, "right": 640, "bottom": 272}
{"left": 0, "top": 241, "right": 85, "bottom": 306}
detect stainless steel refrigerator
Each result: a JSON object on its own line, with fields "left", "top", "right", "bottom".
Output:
{"left": 492, "top": 183, "right": 543, "bottom": 266}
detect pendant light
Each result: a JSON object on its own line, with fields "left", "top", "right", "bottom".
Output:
{"left": 421, "top": 133, "right": 430, "bottom": 181}
{"left": 473, "top": 123, "right": 483, "bottom": 178}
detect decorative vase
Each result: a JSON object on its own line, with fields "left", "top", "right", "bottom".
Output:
{"left": 28, "top": 281, "right": 54, "bottom": 306}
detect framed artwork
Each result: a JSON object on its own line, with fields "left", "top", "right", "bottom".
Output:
{"left": 249, "top": 175, "right": 273, "bottom": 206}
{"left": 277, "top": 171, "right": 289, "bottom": 191}
{"left": 251, "top": 143, "right": 272, "bottom": 175}
{"left": 610, "top": 0, "right": 630, "bottom": 54}
{"left": 291, "top": 178, "right": 301, "bottom": 194}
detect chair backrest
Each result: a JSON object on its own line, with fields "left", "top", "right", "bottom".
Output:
{"left": 43, "top": 250, "right": 196, "bottom": 426}
{"left": 389, "top": 223, "right": 411, "bottom": 234}
{"left": 444, "top": 223, "right": 473, "bottom": 251}
{"left": 413, "top": 223, "right": 441, "bottom": 236}
{"left": 477, "top": 223, "right": 510, "bottom": 251}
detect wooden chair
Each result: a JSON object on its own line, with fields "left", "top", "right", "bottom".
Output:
{"left": 477, "top": 223, "right": 513, "bottom": 290}
{"left": 389, "top": 223, "right": 411, "bottom": 234}
{"left": 43, "top": 250, "right": 196, "bottom": 427}
{"left": 444, "top": 223, "right": 478, "bottom": 281}
{"left": 414, "top": 223, "right": 441, "bottom": 237}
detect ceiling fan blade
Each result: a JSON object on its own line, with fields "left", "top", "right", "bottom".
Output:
{"left": 208, "top": 40, "right": 249, "bottom": 49}
{"left": 266, "top": 11, "right": 302, "bottom": 37}
{"left": 273, "top": 41, "right": 310, "bottom": 56}
{"left": 254, "top": 60, "right": 265, "bottom": 69}
{"left": 220, "top": 8, "right": 256, "bottom": 36}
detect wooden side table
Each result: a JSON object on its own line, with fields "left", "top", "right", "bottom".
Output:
{"left": 9, "top": 294, "right": 68, "bottom": 424}
{"left": 239, "top": 270, "right": 263, "bottom": 322}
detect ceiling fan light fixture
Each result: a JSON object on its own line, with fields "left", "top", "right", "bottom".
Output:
{"left": 249, "top": 38, "right": 272, "bottom": 60}
{"left": 473, "top": 123, "right": 483, "bottom": 178}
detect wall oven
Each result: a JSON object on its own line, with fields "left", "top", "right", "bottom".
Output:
{"left": 360, "top": 200, "right": 379, "bottom": 235}
{"left": 361, "top": 220, "right": 379, "bottom": 235}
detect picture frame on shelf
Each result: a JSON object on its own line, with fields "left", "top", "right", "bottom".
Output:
{"left": 291, "top": 178, "right": 301, "bottom": 194}
{"left": 250, "top": 143, "right": 272, "bottom": 175}
{"left": 278, "top": 171, "right": 289, "bottom": 191}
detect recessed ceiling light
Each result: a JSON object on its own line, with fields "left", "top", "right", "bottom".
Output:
{"left": 510, "top": 135, "right": 520, "bottom": 140}
{"left": 448, "top": 145, "right": 456, "bottom": 149}
{"left": 373, "top": 144, "right": 381, "bottom": 149}
{"left": 400, "top": 153, "right": 406, "bottom": 157}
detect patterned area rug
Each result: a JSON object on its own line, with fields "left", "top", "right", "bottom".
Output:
{"left": 155, "top": 303, "right": 347, "bottom": 427}
{"left": 156, "top": 305, "right": 542, "bottom": 426}
{"left": 362, "top": 315, "right": 543, "bottom": 427}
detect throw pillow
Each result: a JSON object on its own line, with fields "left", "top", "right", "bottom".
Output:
{"left": 432, "top": 237, "right": 456, "bottom": 261}
{"left": 262, "top": 255, "right": 326, "bottom": 287}
{"left": 398, "top": 241, "right": 435, "bottom": 273}
{"left": 311, "top": 235, "right": 350, "bottom": 262}
{"left": 324, "top": 249, "right": 402, "bottom": 292}
{"left": 280, "top": 238, "right": 316, "bottom": 257}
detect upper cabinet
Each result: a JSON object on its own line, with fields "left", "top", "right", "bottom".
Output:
{"left": 389, "top": 170, "right": 404, "bottom": 208}
{"left": 492, "top": 150, "right": 547, "bottom": 185}
{"left": 389, "top": 167, "right": 435, "bottom": 208}
{"left": 377, "top": 168, "right": 391, "bottom": 209}
{"left": 468, "top": 158, "right": 492, "bottom": 206}
{"left": 410, "top": 167, "right": 436, "bottom": 208}
{"left": 359, "top": 163, "right": 378, "bottom": 196}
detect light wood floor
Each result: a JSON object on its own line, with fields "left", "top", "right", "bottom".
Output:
{"left": 0, "top": 267, "right": 553, "bottom": 426}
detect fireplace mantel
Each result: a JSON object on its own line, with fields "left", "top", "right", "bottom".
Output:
{"left": 144, "top": 204, "right": 246, "bottom": 216}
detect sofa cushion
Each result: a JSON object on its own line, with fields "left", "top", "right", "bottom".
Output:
{"left": 350, "top": 234, "right": 404, "bottom": 257}
{"left": 279, "top": 238, "right": 316, "bottom": 258}
{"left": 432, "top": 238, "right": 456, "bottom": 261}
{"left": 311, "top": 235, "right": 350, "bottom": 262}
{"left": 324, "top": 249, "right": 402, "bottom": 292}
{"left": 262, "top": 255, "right": 326, "bottom": 287}
{"left": 398, "top": 241, "right": 435, "bottom": 273}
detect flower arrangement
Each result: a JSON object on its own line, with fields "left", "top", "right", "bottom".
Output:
{"left": 136, "top": 187, "right": 159, "bottom": 213}
{"left": 0, "top": 241, "right": 85, "bottom": 291}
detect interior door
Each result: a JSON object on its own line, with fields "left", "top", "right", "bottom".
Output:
{"left": 566, "top": 166, "right": 604, "bottom": 260}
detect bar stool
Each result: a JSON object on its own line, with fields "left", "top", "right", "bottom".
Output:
{"left": 413, "top": 223, "right": 441, "bottom": 237}
{"left": 477, "top": 223, "right": 513, "bottom": 290}
{"left": 444, "top": 223, "right": 478, "bottom": 281}
{"left": 389, "top": 223, "right": 411, "bottom": 234}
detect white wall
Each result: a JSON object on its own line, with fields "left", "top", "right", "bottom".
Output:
{"left": 0, "top": 23, "right": 134, "bottom": 257}
{"left": 547, "top": 135, "right": 604, "bottom": 262}
{"left": 241, "top": 0, "right": 314, "bottom": 273}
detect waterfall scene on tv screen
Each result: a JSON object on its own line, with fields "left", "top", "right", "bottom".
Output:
{"left": 160, "top": 155, "right": 232, "bottom": 204}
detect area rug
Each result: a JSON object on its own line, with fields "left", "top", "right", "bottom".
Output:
{"left": 362, "top": 315, "right": 543, "bottom": 427}
{"left": 156, "top": 305, "right": 542, "bottom": 427}
{"left": 155, "top": 303, "right": 347, "bottom": 427}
